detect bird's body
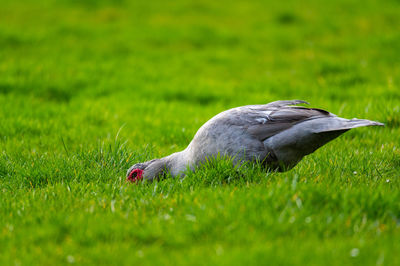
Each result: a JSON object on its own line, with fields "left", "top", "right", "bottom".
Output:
{"left": 127, "top": 100, "right": 383, "bottom": 182}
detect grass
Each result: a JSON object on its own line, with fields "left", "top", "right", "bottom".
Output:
{"left": 1, "top": 0, "right": 400, "bottom": 264}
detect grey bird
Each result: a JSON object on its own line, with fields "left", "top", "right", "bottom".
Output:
{"left": 127, "top": 100, "right": 383, "bottom": 182}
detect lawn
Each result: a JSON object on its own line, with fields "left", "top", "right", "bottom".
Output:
{"left": 1, "top": 0, "right": 399, "bottom": 265}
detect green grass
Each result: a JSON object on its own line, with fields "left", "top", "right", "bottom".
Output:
{"left": 1, "top": 0, "right": 400, "bottom": 265}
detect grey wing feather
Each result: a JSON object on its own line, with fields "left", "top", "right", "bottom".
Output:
{"left": 247, "top": 106, "right": 332, "bottom": 141}
{"left": 247, "top": 122, "right": 295, "bottom": 140}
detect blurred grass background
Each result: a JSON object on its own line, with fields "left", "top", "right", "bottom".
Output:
{"left": 0, "top": 0, "right": 399, "bottom": 265}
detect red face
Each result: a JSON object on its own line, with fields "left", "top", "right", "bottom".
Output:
{"left": 127, "top": 169, "right": 144, "bottom": 183}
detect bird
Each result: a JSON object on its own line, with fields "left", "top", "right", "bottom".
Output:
{"left": 126, "top": 100, "right": 383, "bottom": 182}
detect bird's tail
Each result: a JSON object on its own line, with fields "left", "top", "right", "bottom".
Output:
{"left": 315, "top": 118, "right": 384, "bottom": 133}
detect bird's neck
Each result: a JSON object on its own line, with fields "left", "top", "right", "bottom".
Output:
{"left": 161, "top": 148, "right": 192, "bottom": 177}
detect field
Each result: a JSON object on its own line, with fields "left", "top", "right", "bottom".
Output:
{"left": 1, "top": 0, "right": 400, "bottom": 265}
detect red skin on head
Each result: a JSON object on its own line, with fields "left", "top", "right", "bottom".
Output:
{"left": 127, "top": 169, "right": 144, "bottom": 183}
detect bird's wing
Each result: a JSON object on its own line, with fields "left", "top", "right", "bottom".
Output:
{"left": 246, "top": 106, "right": 332, "bottom": 141}
{"left": 221, "top": 101, "right": 332, "bottom": 141}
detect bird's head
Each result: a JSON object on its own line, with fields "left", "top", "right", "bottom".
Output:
{"left": 126, "top": 159, "right": 166, "bottom": 183}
